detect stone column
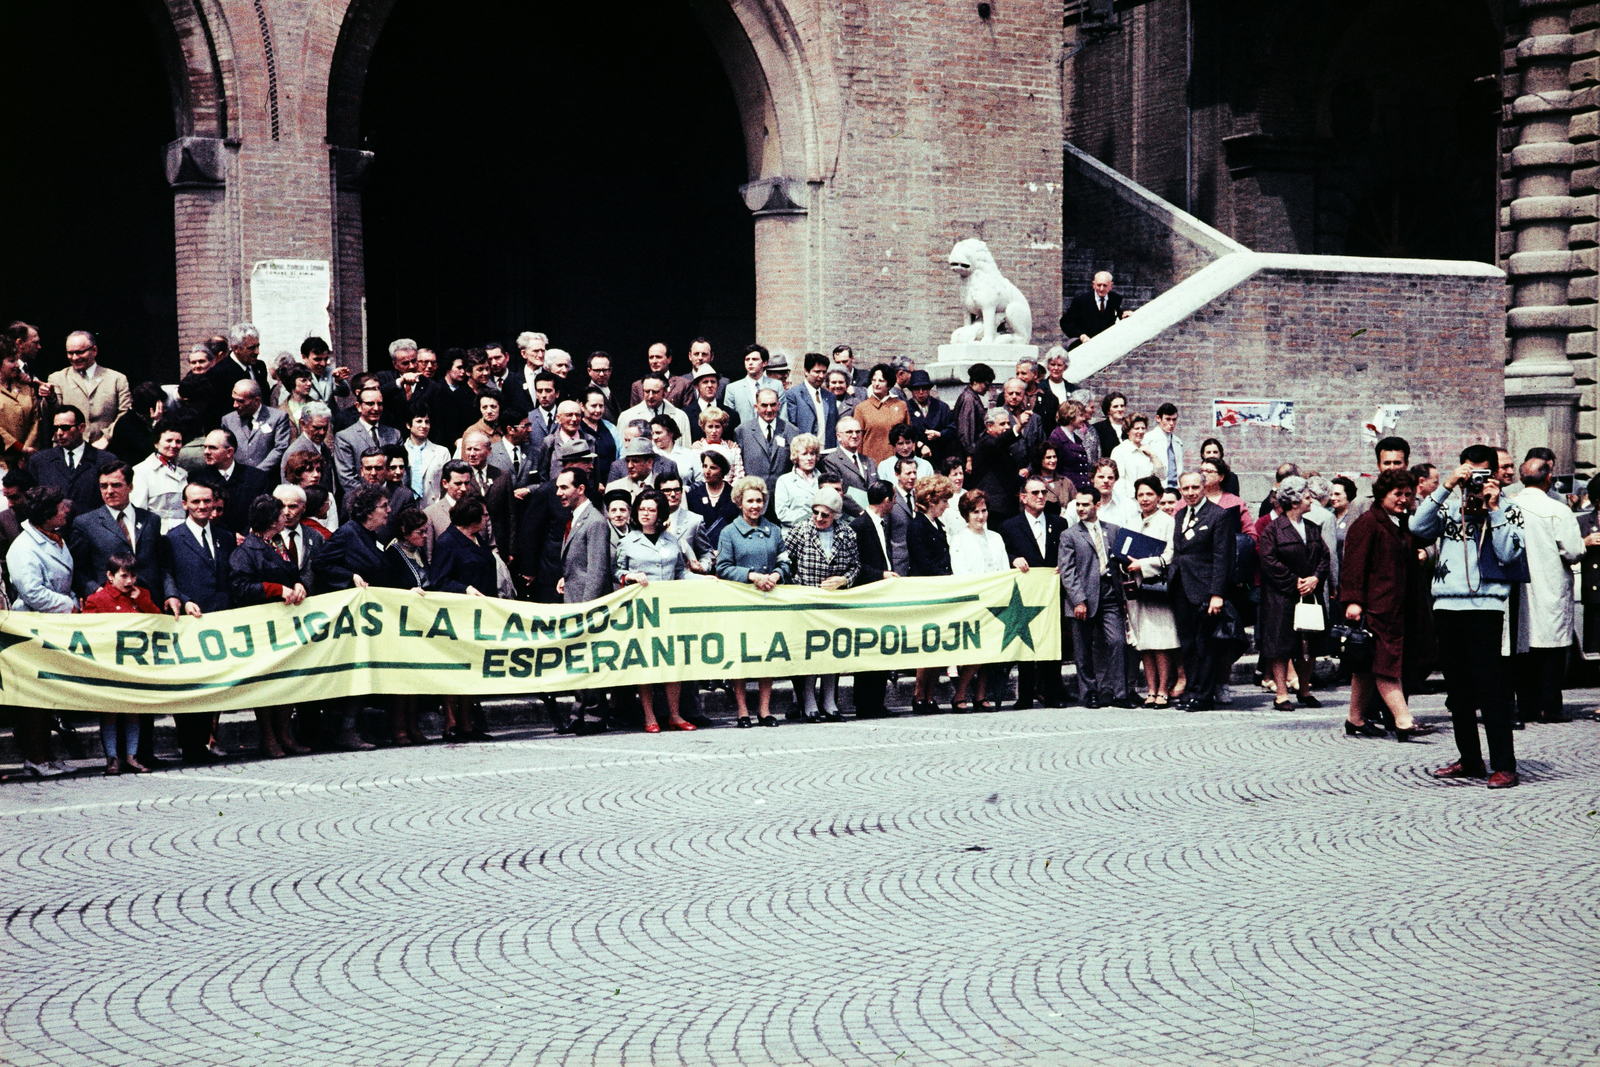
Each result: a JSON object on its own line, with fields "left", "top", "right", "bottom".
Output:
{"left": 741, "top": 177, "right": 813, "bottom": 357}
{"left": 1505, "top": 0, "right": 1584, "bottom": 471}
{"left": 165, "top": 136, "right": 242, "bottom": 378}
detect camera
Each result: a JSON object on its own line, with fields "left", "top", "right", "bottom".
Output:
{"left": 1462, "top": 469, "right": 1491, "bottom": 515}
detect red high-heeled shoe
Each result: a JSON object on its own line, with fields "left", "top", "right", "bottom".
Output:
{"left": 665, "top": 719, "right": 697, "bottom": 731}
{"left": 644, "top": 722, "right": 662, "bottom": 733}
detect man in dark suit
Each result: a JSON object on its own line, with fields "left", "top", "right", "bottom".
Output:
{"left": 198, "top": 428, "right": 273, "bottom": 540}
{"left": 779, "top": 353, "right": 838, "bottom": 450}
{"left": 734, "top": 387, "right": 796, "bottom": 499}
{"left": 1061, "top": 272, "right": 1128, "bottom": 348}
{"left": 1000, "top": 476, "right": 1069, "bottom": 708}
{"left": 849, "top": 481, "right": 899, "bottom": 718}
{"left": 161, "top": 481, "right": 234, "bottom": 762}
{"left": 205, "top": 323, "right": 272, "bottom": 399}
{"left": 380, "top": 366, "right": 440, "bottom": 433}
{"left": 30, "top": 405, "right": 119, "bottom": 518}
{"left": 682, "top": 366, "right": 738, "bottom": 444}
{"left": 332, "top": 384, "right": 401, "bottom": 497}
{"left": 905, "top": 370, "right": 960, "bottom": 466}
{"left": 1166, "top": 470, "right": 1237, "bottom": 711}
{"left": 1058, "top": 484, "right": 1132, "bottom": 708}
{"left": 515, "top": 441, "right": 594, "bottom": 601}
{"left": 68, "top": 461, "right": 168, "bottom": 603}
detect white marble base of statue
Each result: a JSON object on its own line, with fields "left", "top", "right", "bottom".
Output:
{"left": 947, "top": 238, "right": 1033, "bottom": 345}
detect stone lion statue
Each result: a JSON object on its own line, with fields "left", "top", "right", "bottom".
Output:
{"left": 948, "top": 238, "right": 1033, "bottom": 345}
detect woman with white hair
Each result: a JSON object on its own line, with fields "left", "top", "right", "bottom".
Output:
{"left": 1257, "top": 475, "right": 1331, "bottom": 710}
{"left": 783, "top": 487, "right": 859, "bottom": 720}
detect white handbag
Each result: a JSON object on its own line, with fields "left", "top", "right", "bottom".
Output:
{"left": 1293, "top": 595, "right": 1325, "bottom": 632}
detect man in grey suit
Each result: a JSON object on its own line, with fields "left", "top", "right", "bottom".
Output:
{"left": 820, "top": 416, "right": 874, "bottom": 518}
{"left": 735, "top": 386, "right": 796, "bottom": 499}
{"left": 220, "top": 380, "right": 292, "bottom": 474}
{"left": 280, "top": 402, "right": 336, "bottom": 493}
{"left": 885, "top": 461, "right": 916, "bottom": 575}
{"left": 332, "top": 384, "right": 400, "bottom": 497}
{"left": 1058, "top": 483, "right": 1132, "bottom": 709}
{"left": 557, "top": 469, "right": 611, "bottom": 734}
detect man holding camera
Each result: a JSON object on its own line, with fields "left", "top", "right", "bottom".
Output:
{"left": 1411, "top": 444, "right": 1529, "bottom": 788}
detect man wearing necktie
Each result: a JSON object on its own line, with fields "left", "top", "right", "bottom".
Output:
{"left": 1057, "top": 484, "right": 1132, "bottom": 709}
{"left": 1061, "top": 271, "right": 1128, "bottom": 349}
{"left": 999, "top": 478, "right": 1069, "bottom": 708}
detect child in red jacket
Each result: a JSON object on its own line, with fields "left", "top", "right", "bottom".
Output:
{"left": 82, "top": 552, "right": 160, "bottom": 775}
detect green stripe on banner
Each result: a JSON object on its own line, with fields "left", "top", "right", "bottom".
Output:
{"left": 39, "top": 661, "right": 472, "bottom": 693}
{"left": 669, "top": 596, "right": 980, "bottom": 615}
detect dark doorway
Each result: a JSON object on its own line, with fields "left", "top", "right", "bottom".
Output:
{"left": 0, "top": 0, "right": 177, "bottom": 384}
{"left": 359, "top": 0, "right": 756, "bottom": 384}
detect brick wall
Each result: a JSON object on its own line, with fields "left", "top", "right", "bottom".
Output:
{"left": 818, "top": 0, "right": 1063, "bottom": 359}
{"left": 1091, "top": 266, "right": 1507, "bottom": 480}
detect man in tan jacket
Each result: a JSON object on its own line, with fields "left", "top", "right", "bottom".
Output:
{"left": 42, "top": 331, "right": 130, "bottom": 449}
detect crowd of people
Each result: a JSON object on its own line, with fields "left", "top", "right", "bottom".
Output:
{"left": 0, "top": 317, "right": 1583, "bottom": 791}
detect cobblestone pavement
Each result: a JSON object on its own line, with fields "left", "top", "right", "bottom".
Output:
{"left": 2, "top": 688, "right": 1597, "bottom": 1067}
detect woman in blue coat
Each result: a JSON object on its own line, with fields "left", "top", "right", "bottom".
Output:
{"left": 716, "top": 475, "right": 792, "bottom": 727}
{"left": 616, "top": 489, "right": 695, "bottom": 733}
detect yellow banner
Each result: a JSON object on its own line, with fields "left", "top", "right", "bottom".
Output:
{"left": 0, "top": 571, "right": 1061, "bottom": 714}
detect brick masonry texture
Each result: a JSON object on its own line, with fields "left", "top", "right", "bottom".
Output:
{"left": 157, "top": 0, "right": 1065, "bottom": 375}
{"left": 1, "top": 694, "right": 1596, "bottom": 1066}
{"left": 1094, "top": 268, "right": 1508, "bottom": 478}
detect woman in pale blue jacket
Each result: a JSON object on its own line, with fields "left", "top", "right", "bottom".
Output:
{"left": 5, "top": 486, "right": 76, "bottom": 776}
{"left": 616, "top": 489, "right": 694, "bottom": 733}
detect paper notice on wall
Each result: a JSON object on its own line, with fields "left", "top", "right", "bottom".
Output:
{"left": 249, "top": 260, "right": 331, "bottom": 361}
{"left": 1213, "top": 398, "right": 1294, "bottom": 432}
{"left": 1361, "top": 404, "right": 1411, "bottom": 447}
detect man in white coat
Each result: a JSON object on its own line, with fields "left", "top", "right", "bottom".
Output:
{"left": 1505, "top": 457, "right": 1583, "bottom": 723}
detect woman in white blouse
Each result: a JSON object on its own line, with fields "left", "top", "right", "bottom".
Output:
{"left": 773, "top": 433, "right": 822, "bottom": 529}
{"left": 130, "top": 423, "right": 188, "bottom": 533}
{"left": 1123, "top": 475, "right": 1181, "bottom": 706}
{"left": 948, "top": 488, "right": 1013, "bottom": 712}
{"left": 1108, "top": 413, "right": 1165, "bottom": 510}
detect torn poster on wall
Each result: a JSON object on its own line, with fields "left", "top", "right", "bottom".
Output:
{"left": 1213, "top": 398, "right": 1295, "bottom": 432}
{"left": 1361, "top": 404, "right": 1412, "bottom": 446}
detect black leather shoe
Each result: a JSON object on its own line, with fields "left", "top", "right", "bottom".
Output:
{"left": 759, "top": 715, "right": 780, "bottom": 727}
{"left": 1012, "top": 696, "right": 1035, "bottom": 711}
{"left": 1171, "top": 694, "right": 1193, "bottom": 710}
{"left": 1183, "top": 699, "right": 1214, "bottom": 712}
{"left": 736, "top": 716, "right": 753, "bottom": 728}
{"left": 1111, "top": 697, "right": 1141, "bottom": 709}
{"left": 1082, "top": 694, "right": 1101, "bottom": 709}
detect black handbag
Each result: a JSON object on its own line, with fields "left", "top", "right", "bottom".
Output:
{"left": 1125, "top": 576, "right": 1170, "bottom": 603}
{"left": 1329, "top": 622, "right": 1375, "bottom": 674}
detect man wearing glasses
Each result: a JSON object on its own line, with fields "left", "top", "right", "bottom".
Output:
{"left": 821, "top": 417, "right": 873, "bottom": 518}
{"left": 44, "top": 331, "right": 131, "bottom": 449}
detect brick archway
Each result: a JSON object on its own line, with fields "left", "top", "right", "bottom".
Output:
{"left": 323, "top": 0, "right": 841, "bottom": 361}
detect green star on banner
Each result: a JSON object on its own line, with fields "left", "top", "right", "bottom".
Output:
{"left": 988, "top": 580, "right": 1046, "bottom": 652}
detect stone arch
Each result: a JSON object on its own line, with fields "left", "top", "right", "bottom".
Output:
{"left": 145, "top": 0, "right": 239, "bottom": 140}
{"left": 322, "top": 0, "right": 841, "bottom": 358}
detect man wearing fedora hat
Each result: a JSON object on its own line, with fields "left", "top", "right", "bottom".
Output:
{"left": 609, "top": 436, "right": 660, "bottom": 500}
{"left": 514, "top": 437, "right": 599, "bottom": 603}
{"left": 904, "top": 368, "right": 960, "bottom": 467}
{"left": 779, "top": 352, "right": 838, "bottom": 449}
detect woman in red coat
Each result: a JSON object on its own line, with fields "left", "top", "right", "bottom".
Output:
{"left": 1337, "top": 468, "right": 1434, "bottom": 741}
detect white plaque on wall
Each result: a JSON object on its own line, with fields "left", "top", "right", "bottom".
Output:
{"left": 248, "top": 259, "right": 331, "bottom": 362}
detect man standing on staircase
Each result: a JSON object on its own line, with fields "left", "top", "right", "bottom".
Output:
{"left": 1061, "top": 271, "right": 1130, "bottom": 349}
